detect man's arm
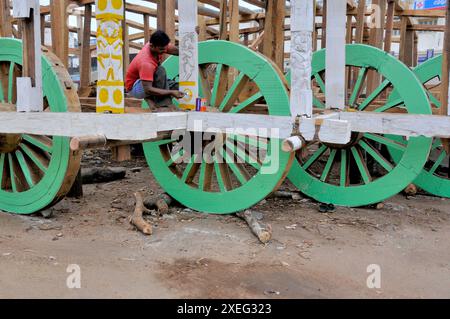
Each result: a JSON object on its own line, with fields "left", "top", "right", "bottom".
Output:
{"left": 141, "top": 80, "right": 184, "bottom": 99}
{"left": 166, "top": 44, "right": 179, "bottom": 56}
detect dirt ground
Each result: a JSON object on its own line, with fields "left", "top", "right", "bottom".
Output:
{"left": 1, "top": 150, "right": 450, "bottom": 299}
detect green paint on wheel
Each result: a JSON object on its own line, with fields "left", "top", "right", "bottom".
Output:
{"left": 389, "top": 55, "right": 450, "bottom": 198}
{"left": 142, "top": 41, "right": 292, "bottom": 214}
{"left": 286, "top": 44, "right": 432, "bottom": 207}
{"left": 0, "top": 38, "right": 79, "bottom": 214}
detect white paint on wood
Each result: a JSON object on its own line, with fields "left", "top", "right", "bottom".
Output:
{"left": 282, "top": 136, "right": 303, "bottom": 152}
{"left": 12, "top": 0, "right": 43, "bottom": 112}
{"left": 325, "top": 0, "right": 346, "bottom": 110}
{"left": 178, "top": 0, "right": 199, "bottom": 110}
{"left": 0, "top": 111, "right": 351, "bottom": 145}
{"left": 339, "top": 111, "right": 450, "bottom": 138}
{"left": 290, "top": 0, "right": 314, "bottom": 118}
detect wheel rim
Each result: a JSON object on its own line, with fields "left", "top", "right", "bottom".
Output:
{"left": 389, "top": 55, "right": 450, "bottom": 197}
{"left": 0, "top": 38, "right": 81, "bottom": 214}
{"left": 286, "top": 44, "right": 432, "bottom": 206}
{"left": 142, "top": 41, "right": 292, "bottom": 214}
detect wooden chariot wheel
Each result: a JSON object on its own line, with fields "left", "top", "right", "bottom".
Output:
{"left": 0, "top": 38, "right": 81, "bottom": 214}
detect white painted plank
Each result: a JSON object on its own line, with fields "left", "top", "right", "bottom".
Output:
{"left": 325, "top": 0, "right": 346, "bottom": 110}
{"left": 178, "top": 0, "right": 199, "bottom": 110}
{"left": 290, "top": 0, "right": 314, "bottom": 118}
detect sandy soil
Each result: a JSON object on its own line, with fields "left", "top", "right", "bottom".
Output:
{"left": 1, "top": 152, "right": 450, "bottom": 299}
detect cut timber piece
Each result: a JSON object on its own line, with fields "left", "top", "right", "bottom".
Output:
{"left": 286, "top": 44, "right": 431, "bottom": 207}
{"left": 129, "top": 191, "right": 152, "bottom": 235}
{"left": 0, "top": 38, "right": 81, "bottom": 214}
{"left": 143, "top": 40, "right": 294, "bottom": 214}
{"left": 388, "top": 55, "right": 450, "bottom": 198}
{"left": 236, "top": 209, "right": 272, "bottom": 244}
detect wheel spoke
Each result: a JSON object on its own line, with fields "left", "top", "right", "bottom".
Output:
{"left": 19, "top": 143, "right": 48, "bottom": 172}
{"left": 7, "top": 62, "right": 14, "bottom": 103}
{"left": 313, "top": 96, "right": 326, "bottom": 109}
{"left": 198, "top": 157, "right": 214, "bottom": 192}
{"left": 348, "top": 67, "right": 367, "bottom": 107}
{"left": 166, "top": 148, "right": 184, "bottom": 166}
{"left": 181, "top": 154, "right": 200, "bottom": 183}
{"left": 359, "top": 140, "right": 393, "bottom": 172}
{"left": 429, "top": 150, "right": 447, "bottom": 175}
{"left": 350, "top": 146, "right": 371, "bottom": 184}
{"left": 229, "top": 91, "right": 263, "bottom": 114}
{"left": 7, "top": 153, "right": 17, "bottom": 192}
{"left": 15, "top": 150, "right": 34, "bottom": 187}
{"left": 0, "top": 153, "right": 5, "bottom": 190}
{"left": 219, "top": 72, "right": 249, "bottom": 112}
{"left": 363, "top": 133, "right": 407, "bottom": 151}
{"left": 220, "top": 148, "right": 248, "bottom": 185}
{"left": 428, "top": 92, "right": 441, "bottom": 108}
{"left": 210, "top": 64, "right": 228, "bottom": 107}
{"left": 302, "top": 144, "right": 327, "bottom": 170}
{"left": 432, "top": 138, "right": 442, "bottom": 150}
{"left": 373, "top": 97, "right": 404, "bottom": 113}
{"left": 340, "top": 149, "right": 347, "bottom": 187}
{"left": 199, "top": 65, "right": 212, "bottom": 104}
{"left": 214, "top": 155, "right": 232, "bottom": 192}
{"left": 320, "top": 149, "right": 337, "bottom": 182}
{"left": 226, "top": 139, "right": 261, "bottom": 170}
{"left": 23, "top": 135, "right": 53, "bottom": 154}
{"left": 313, "top": 72, "right": 326, "bottom": 94}
{"left": 358, "top": 79, "right": 391, "bottom": 111}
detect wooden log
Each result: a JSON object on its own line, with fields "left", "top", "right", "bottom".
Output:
{"left": 236, "top": 210, "right": 272, "bottom": 244}
{"left": 69, "top": 132, "right": 172, "bottom": 151}
{"left": 81, "top": 167, "right": 126, "bottom": 184}
{"left": 129, "top": 192, "right": 153, "bottom": 235}
{"left": 144, "top": 193, "right": 174, "bottom": 215}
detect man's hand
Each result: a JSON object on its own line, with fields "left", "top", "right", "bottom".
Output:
{"left": 171, "top": 90, "right": 185, "bottom": 99}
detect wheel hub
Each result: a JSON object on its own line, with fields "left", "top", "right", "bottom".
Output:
{"left": 0, "top": 103, "right": 21, "bottom": 153}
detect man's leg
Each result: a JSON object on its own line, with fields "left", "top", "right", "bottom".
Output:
{"left": 149, "top": 65, "right": 175, "bottom": 108}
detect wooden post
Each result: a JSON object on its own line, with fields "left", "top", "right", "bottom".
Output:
{"left": 157, "top": 0, "right": 175, "bottom": 41}
{"left": 321, "top": 0, "right": 327, "bottom": 49}
{"left": 384, "top": 0, "right": 395, "bottom": 53}
{"left": 354, "top": 0, "right": 366, "bottom": 44}
{"left": 290, "top": 0, "right": 314, "bottom": 118}
{"left": 0, "top": 0, "right": 12, "bottom": 37}
{"left": 40, "top": 13, "right": 45, "bottom": 45}
{"left": 80, "top": 4, "right": 92, "bottom": 93}
{"left": 262, "top": 0, "right": 286, "bottom": 70}
{"left": 96, "top": 0, "right": 125, "bottom": 114}
{"left": 325, "top": 0, "right": 346, "bottom": 109}
{"left": 399, "top": 17, "right": 414, "bottom": 66}
{"left": 50, "top": 0, "right": 68, "bottom": 67}
{"left": 219, "top": 0, "right": 228, "bottom": 40}
{"left": 143, "top": 13, "right": 150, "bottom": 43}
{"left": 178, "top": 0, "right": 199, "bottom": 110}
{"left": 367, "top": 0, "right": 386, "bottom": 93}
{"left": 440, "top": 0, "right": 450, "bottom": 152}
{"left": 12, "top": 0, "right": 43, "bottom": 112}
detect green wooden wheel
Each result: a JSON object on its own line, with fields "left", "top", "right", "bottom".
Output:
{"left": 286, "top": 44, "right": 432, "bottom": 207}
{"left": 0, "top": 38, "right": 81, "bottom": 214}
{"left": 389, "top": 55, "right": 450, "bottom": 197}
{"left": 142, "top": 40, "right": 293, "bottom": 214}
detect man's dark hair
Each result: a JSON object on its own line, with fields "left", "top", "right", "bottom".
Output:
{"left": 150, "top": 30, "right": 170, "bottom": 47}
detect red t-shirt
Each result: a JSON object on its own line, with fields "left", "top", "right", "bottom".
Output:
{"left": 125, "top": 43, "right": 174, "bottom": 91}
